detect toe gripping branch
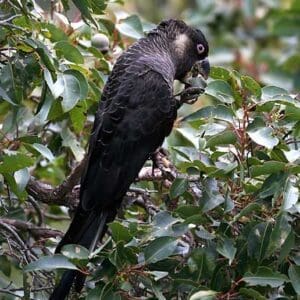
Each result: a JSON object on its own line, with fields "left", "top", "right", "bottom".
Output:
{"left": 175, "top": 86, "right": 205, "bottom": 106}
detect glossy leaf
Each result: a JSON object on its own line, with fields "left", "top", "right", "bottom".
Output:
{"left": 210, "top": 66, "right": 230, "bottom": 80}
{"left": 0, "top": 153, "right": 35, "bottom": 173}
{"left": 31, "top": 143, "right": 55, "bottom": 161}
{"left": 116, "top": 15, "right": 144, "bottom": 39}
{"left": 170, "top": 177, "right": 188, "bottom": 198}
{"left": 241, "top": 75, "right": 261, "bottom": 97}
{"left": 144, "top": 237, "right": 177, "bottom": 264}
{"left": 243, "top": 267, "right": 289, "bottom": 287}
{"left": 205, "top": 80, "right": 235, "bottom": 103}
{"left": 288, "top": 265, "right": 300, "bottom": 294}
{"left": 24, "top": 255, "right": 78, "bottom": 272}
{"left": 190, "top": 290, "right": 218, "bottom": 300}
{"left": 201, "top": 178, "right": 225, "bottom": 212}
{"left": 248, "top": 222, "right": 272, "bottom": 261}
{"left": 109, "top": 221, "right": 133, "bottom": 243}
{"left": 54, "top": 41, "right": 84, "bottom": 64}
{"left": 216, "top": 239, "right": 236, "bottom": 265}
{"left": 247, "top": 127, "right": 279, "bottom": 149}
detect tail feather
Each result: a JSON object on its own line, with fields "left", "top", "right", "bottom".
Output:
{"left": 49, "top": 270, "right": 77, "bottom": 300}
{"left": 55, "top": 208, "right": 98, "bottom": 253}
{"left": 50, "top": 208, "right": 116, "bottom": 300}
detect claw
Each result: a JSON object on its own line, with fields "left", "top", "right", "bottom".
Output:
{"left": 177, "top": 86, "right": 205, "bottom": 105}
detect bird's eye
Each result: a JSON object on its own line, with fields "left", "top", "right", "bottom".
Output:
{"left": 197, "top": 43, "right": 205, "bottom": 54}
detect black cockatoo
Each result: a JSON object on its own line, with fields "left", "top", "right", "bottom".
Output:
{"left": 50, "top": 19, "right": 209, "bottom": 299}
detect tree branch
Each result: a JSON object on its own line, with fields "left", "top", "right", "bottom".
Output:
{"left": 0, "top": 218, "right": 63, "bottom": 239}
{"left": 25, "top": 153, "right": 178, "bottom": 208}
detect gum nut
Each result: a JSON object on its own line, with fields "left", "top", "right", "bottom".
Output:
{"left": 91, "top": 33, "right": 110, "bottom": 52}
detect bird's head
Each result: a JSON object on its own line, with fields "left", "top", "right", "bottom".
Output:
{"left": 153, "top": 19, "right": 210, "bottom": 82}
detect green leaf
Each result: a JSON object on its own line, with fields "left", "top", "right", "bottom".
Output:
{"left": 41, "top": 23, "right": 68, "bottom": 42}
{"left": 210, "top": 66, "right": 230, "bottom": 80}
{"left": 195, "top": 226, "right": 215, "bottom": 240}
{"left": 271, "top": 13, "right": 300, "bottom": 36}
{"left": 242, "top": 266, "right": 289, "bottom": 288}
{"left": 267, "top": 213, "right": 291, "bottom": 256}
{"left": 188, "top": 248, "right": 216, "bottom": 280}
{"left": 279, "top": 231, "right": 295, "bottom": 263}
{"left": 69, "top": 103, "right": 87, "bottom": 133}
{"left": 153, "top": 211, "right": 178, "bottom": 228}
{"left": 144, "top": 237, "right": 177, "bottom": 264}
{"left": 248, "top": 222, "right": 272, "bottom": 261}
{"left": 0, "top": 86, "right": 16, "bottom": 105}
{"left": 260, "top": 86, "right": 300, "bottom": 108}
{"left": 61, "top": 244, "right": 89, "bottom": 260}
{"left": 185, "top": 105, "right": 234, "bottom": 123}
{"left": 175, "top": 205, "right": 202, "bottom": 219}
{"left": 116, "top": 15, "right": 144, "bottom": 39}
{"left": 108, "top": 222, "right": 133, "bottom": 243}
{"left": 30, "top": 40, "right": 56, "bottom": 72}
{"left": 170, "top": 178, "right": 188, "bottom": 198}
{"left": 239, "top": 288, "right": 266, "bottom": 300}
{"left": 205, "top": 80, "right": 235, "bottom": 103}
{"left": 241, "top": 75, "right": 261, "bottom": 97}
{"left": 109, "top": 242, "right": 137, "bottom": 269}
{"left": 152, "top": 211, "right": 187, "bottom": 238}
{"left": 232, "top": 203, "right": 261, "bottom": 222}
{"left": 206, "top": 131, "right": 237, "bottom": 148}
{"left": 45, "top": 69, "right": 88, "bottom": 112}
{"left": 288, "top": 265, "right": 300, "bottom": 294}
{"left": 247, "top": 127, "right": 279, "bottom": 149}
{"left": 4, "top": 173, "right": 27, "bottom": 199}
{"left": 0, "top": 255, "right": 11, "bottom": 277}
{"left": 250, "top": 161, "right": 286, "bottom": 177}
{"left": 61, "top": 127, "right": 85, "bottom": 161}
{"left": 190, "top": 290, "right": 218, "bottom": 300}
{"left": 283, "top": 180, "right": 299, "bottom": 211}
{"left": 256, "top": 172, "right": 288, "bottom": 201}
{"left": 201, "top": 178, "right": 224, "bottom": 212}
{"left": 216, "top": 239, "right": 236, "bottom": 265}
{"left": 54, "top": 41, "right": 84, "bottom": 64}
{"left": 72, "top": 0, "right": 97, "bottom": 27}
{"left": 175, "top": 127, "right": 199, "bottom": 148}
{"left": 172, "top": 146, "right": 199, "bottom": 162}
{"left": 262, "top": 86, "right": 289, "bottom": 100}
{"left": 31, "top": 143, "right": 55, "bottom": 161}
{"left": 60, "top": 70, "right": 88, "bottom": 112}
{"left": 87, "top": 282, "right": 121, "bottom": 300}
{"left": 24, "top": 254, "right": 78, "bottom": 272}
{"left": 14, "top": 168, "right": 30, "bottom": 192}
{"left": 0, "top": 152, "right": 35, "bottom": 173}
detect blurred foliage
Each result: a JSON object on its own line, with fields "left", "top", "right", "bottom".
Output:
{"left": 0, "top": 0, "right": 299, "bottom": 299}
{"left": 130, "top": 0, "right": 300, "bottom": 92}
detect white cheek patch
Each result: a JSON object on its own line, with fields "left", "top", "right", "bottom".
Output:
{"left": 173, "top": 33, "right": 190, "bottom": 56}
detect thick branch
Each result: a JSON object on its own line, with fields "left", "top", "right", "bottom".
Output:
{"left": 26, "top": 152, "right": 200, "bottom": 209}
{"left": 26, "top": 157, "right": 86, "bottom": 209}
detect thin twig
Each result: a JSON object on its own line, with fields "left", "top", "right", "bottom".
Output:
{"left": 0, "top": 288, "right": 23, "bottom": 298}
{"left": 0, "top": 14, "right": 22, "bottom": 23}
{"left": 0, "top": 220, "right": 30, "bottom": 263}
{"left": 0, "top": 218, "right": 63, "bottom": 239}
{"left": 27, "top": 196, "right": 44, "bottom": 226}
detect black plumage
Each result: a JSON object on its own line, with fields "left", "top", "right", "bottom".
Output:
{"left": 50, "top": 19, "right": 209, "bottom": 300}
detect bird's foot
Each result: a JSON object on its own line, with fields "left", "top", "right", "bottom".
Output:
{"left": 150, "top": 148, "right": 177, "bottom": 181}
{"left": 176, "top": 86, "right": 205, "bottom": 106}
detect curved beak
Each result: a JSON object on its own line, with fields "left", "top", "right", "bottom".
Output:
{"left": 192, "top": 58, "right": 210, "bottom": 80}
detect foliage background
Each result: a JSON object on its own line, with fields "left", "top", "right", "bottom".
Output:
{"left": 0, "top": 0, "right": 299, "bottom": 299}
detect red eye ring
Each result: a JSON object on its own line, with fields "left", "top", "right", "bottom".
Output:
{"left": 197, "top": 43, "right": 205, "bottom": 54}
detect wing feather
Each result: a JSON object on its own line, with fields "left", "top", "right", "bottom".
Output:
{"left": 80, "top": 66, "right": 176, "bottom": 211}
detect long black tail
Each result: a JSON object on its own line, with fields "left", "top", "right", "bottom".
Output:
{"left": 49, "top": 208, "right": 116, "bottom": 300}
